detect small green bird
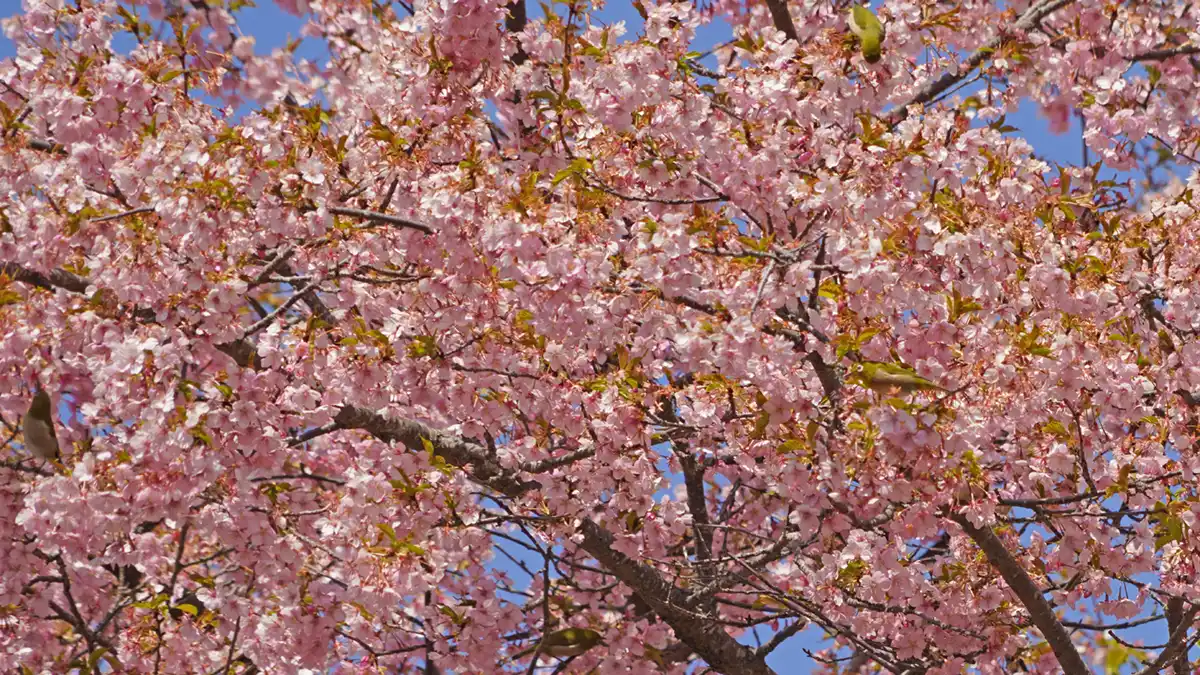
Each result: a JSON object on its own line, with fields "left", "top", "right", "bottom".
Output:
{"left": 849, "top": 361, "right": 944, "bottom": 393}
{"left": 514, "top": 627, "right": 604, "bottom": 660}
{"left": 847, "top": 4, "right": 886, "bottom": 64}
{"left": 169, "top": 590, "right": 207, "bottom": 621}
{"left": 23, "top": 389, "right": 60, "bottom": 461}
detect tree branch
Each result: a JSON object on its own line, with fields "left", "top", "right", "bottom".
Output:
{"left": 950, "top": 514, "right": 1088, "bottom": 675}
{"left": 1143, "top": 601, "right": 1197, "bottom": 675}
{"left": 90, "top": 206, "right": 155, "bottom": 224}
{"left": 242, "top": 278, "right": 322, "bottom": 338}
{"left": 1130, "top": 44, "right": 1200, "bottom": 62}
{"left": 4, "top": 256, "right": 781, "bottom": 675}
{"left": 331, "top": 406, "right": 537, "bottom": 497}
{"left": 328, "top": 206, "right": 435, "bottom": 235}
{"left": 505, "top": 0, "right": 529, "bottom": 65}
{"left": 577, "top": 519, "right": 776, "bottom": 675}
{"left": 763, "top": 0, "right": 799, "bottom": 42}
{"left": 0, "top": 262, "right": 91, "bottom": 293}
{"left": 890, "top": 0, "right": 1076, "bottom": 124}
{"left": 1164, "top": 598, "right": 1189, "bottom": 675}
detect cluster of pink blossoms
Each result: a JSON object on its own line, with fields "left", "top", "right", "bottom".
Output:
{"left": 2, "top": 0, "right": 1200, "bottom": 673}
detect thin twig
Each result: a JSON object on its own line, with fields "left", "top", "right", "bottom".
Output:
{"left": 329, "top": 206, "right": 435, "bottom": 234}
{"left": 90, "top": 206, "right": 155, "bottom": 224}
{"left": 242, "top": 279, "right": 321, "bottom": 338}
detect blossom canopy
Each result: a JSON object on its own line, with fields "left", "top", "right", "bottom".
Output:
{"left": 2, "top": 0, "right": 1200, "bottom": 673}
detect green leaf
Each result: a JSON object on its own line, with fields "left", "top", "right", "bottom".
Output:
{"left": 1040, "top": 419, "right": 1070, "bottom": 439}
{"left": 190, "top": 427, "right": 213, "bottom": 446}
{"left": 551, "top": 158, "right": 592, "bottom": 187}
{"left": 835, "top": 559, "right": 868, "bottom": 591}
{"left": 172, "top": 602, "right": 200, "bottom": 616}
{"left": 1154, "top": 513, "right": 1185, "bottom": 549}
{"left": 777, "top": 439, "right": 806, "bottom": 455}
{"left": 750, "top": 410, "right": 770, "bottom": 439}
{"left": 1146, "top": 65, "right": 1162, "bottom": 89}
{"left": 407, "top": 335, "right": 438, "bottom": 358}
{"left": 1058, "top": 202, "right": 1077, "bottom": 221}
{"left": 377, "top": 522, "right": 399, "bottom": 543}
{"left": 0, "top": 288, "right": 23, "bottom": 306}
{"left": 87, "top": 647, "right": 110, "bottom": 671}
{"left": 817, "top": 278, "right": 842, "bottom": 300}
{"left": 438, "top": 604, "right": 468, "bottom": 625}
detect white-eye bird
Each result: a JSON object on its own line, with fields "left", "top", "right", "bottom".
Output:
{"left": 847, "top": 4, "right": 886, "bottom": 63}
{"left": 849, "top": 361, "right": 944, "bottom": 394}
{"left": 514, "top": 627, "right": 604, "bottom": 660}
{"left": 22, "top": 389, "right": 60, "bottom": 461}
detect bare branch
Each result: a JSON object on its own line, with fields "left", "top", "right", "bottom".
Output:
{"left": 755, "top": 619, "right": 807, "bottom": 658}
{"left": 506, "top": 0, "right": 529, "bottom": 65}
{"left": 250, "top": 473, "right": 346, "bottom": 486}
{"left": 1165, "top": 598, "right": 1189, "bottom": 675}
{"left": 242, "top": 279, "right": 322, "bottom": 338}
{"left": 90, "top": 206, "right": 155, "bottom": 224}
{"left": 288, "top": 422, "right": 344, "bottom": 447}
{"left": 520, "top": 448, "right": 596, "bottom": 473}
{"left": 251, "top": 245, "right": 296, "bottom": 287}
{"left": 26, "top": 137, "right": 66, "bottom": 154}
{"left": 1130, "top": 44, "right": 1200, "bottom": 62}
{"left": 274, "top": 260, "right": 337, "bottom": 325}
{"left": 1140, "top": 602, "right": 1198, "bottom": 675}
{"left": 328, "top": 206, "right": 435, "bottom": 235}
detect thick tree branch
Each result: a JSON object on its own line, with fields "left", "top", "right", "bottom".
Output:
{"left": 578, "top": 519, "right": 776, "bottom": 675}
{"left": 1139, "top": 602, "right": 1198, "bottom": 675}
{"left": 1164, "top": 598, "right": 1189, "bottom": 675}
{"left": 520, "top": 447, "right": 595, "bottom": 473}
{"left": 763, "top": 0, "right": 799, "bottom": 43}
{"left": 1, "top": 262, "right": 91, "bottom": 294}
{"left": 679, "top": 454, "right": 714, "bottom": 562}
{"left": 1131, "top": 44, "right": 1200, "bottom": 62}
{"left": 25, "top": 137, "right": 67, "bottom": 154}
{"left": 505, "top": 0, "right": 528, "bottom": 65}
{"left": 312, "top": 405, "right": 774, "bottom": 675}
{"left": 6, "top": 258, "right": 788, "bottom": 675}
{"left": 331, "top": 406, "right": 538, "bottom": 497}
{"left": 950, "top": 514, "right": 1088, "bottom": 675}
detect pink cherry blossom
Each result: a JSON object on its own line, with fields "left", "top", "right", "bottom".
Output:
{"left": 3, "top": 0, "right": 1200, "bottom": 673}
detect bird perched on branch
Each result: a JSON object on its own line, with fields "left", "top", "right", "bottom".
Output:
{"left": 23, "top": 389, "right": 60, "bottom": 462}
{"left": 848, "top": 361, "right": 944, "bottom": 394}
{"left": 513, "top": 627, "right": 604, "bottom": 660}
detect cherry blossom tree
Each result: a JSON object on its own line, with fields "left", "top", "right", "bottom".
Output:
{"left": 2, "top": 0, "right": 1200, "bottom": 673}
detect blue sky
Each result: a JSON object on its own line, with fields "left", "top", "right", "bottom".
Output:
{"left": 0, "top": 1, "right": 1186, "bottom": 673}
